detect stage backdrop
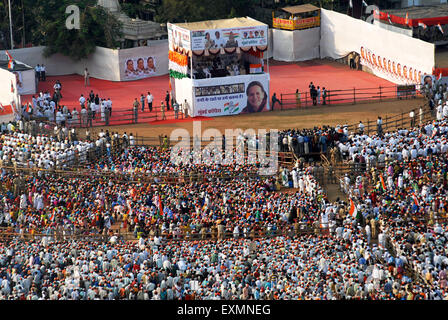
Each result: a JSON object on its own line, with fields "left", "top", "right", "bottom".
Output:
{"left": 272, "top": 28, "right": 320, "bottom": 62}
{"left": 319, "top": 8, "right": 435, "bottom": 85}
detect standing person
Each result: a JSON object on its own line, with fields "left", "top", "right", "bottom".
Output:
{"left": 81, "top": 106, "right": 87, "bottom": 127}
{"left": 147, "top": 92, "right": 153, "bottom": 112}
{"left": 419, "top": 106, "right": 423, "bottom": 125}
{"left": 173, "top": 100, "right": 179, "bottom": 119}
{"left": 84, "top": 68, "right": 90, "bottom": 87}
{"left": 41, "top": 64, "right": 46, "bottom": 81}
{"left": 377, "top": 116, "right": 383, "bottom": 136}
{"left": 317, "top": 86, "right": 321, "bottom": 105}
{"left": 161, "top": 101, "right": 166, "bottom": 120}
{"left": 165, "top": 91, "right": 171, "bottom": 111}
{"left": 358, "top": 121, "right": 365, "bottom": 135}
{"left": 409, "top": 110, "right": 415, "bottom": 127}
{"left": 271, "top": 93, "right": 282, "bottom": 111}
{"left": 311, "top": 86, "right": 317, "bottom": 106}
{"left": 35, "top": 64, "right": 41, "bottom": 82}
{"left": 140, "top": 94, "right": 145, "bottom": 112}
{"left": 183, "top": 99, "right": 190, "bottom": 118}
{"left": 79, "top": 94, "right": 86, "bottom": 109}
{"left": 133, "top": 98, "right": 139, "bottom": 123}
{"left": 295, "top": 89, "right": 301, "bottom": 108}
{"left": 322, "top": 87, "right": 327, "bottom": 105}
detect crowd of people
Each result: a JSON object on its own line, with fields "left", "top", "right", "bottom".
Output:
{"left": 1, "top": 74, "right": 448, "bottom": 299}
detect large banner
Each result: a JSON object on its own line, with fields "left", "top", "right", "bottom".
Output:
{"left": 273, "top": 16, "right": 320, "bottom": 30}
{"left": 190, "top": 26, "right": 268, "bottom": 51}
{"left": 320, "top": 9, "right": 435, "bottom": 85}
{"left": 118, "top": 43, "right": 169, "bottom": 81}
{"left": 192, "top": 74, "right": 270, "bottom": 117}
{"left": 167, "top": 23, "right": 192, "bottom": 51}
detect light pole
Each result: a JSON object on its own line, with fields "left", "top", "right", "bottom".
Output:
{"left": 8, "top": 0, "right": 14, "bottom": 49}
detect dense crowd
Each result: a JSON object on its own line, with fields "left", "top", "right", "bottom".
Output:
{"left": 1, "top": 98, "right": 448, "bottom": 299}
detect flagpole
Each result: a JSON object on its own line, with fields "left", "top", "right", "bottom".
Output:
{"left": 8, "top": 0, "right": 14, "bottom": 49}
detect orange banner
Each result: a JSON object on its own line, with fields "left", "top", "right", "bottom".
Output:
{"left": 273, "top": 16, "right": 320, "bottom": 30}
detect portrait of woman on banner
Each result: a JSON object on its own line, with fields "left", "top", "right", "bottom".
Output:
{"left": 241, "top": 81, "right": 268, "bottom": 113}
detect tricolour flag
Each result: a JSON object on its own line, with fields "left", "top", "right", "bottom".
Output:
{"left": 405, "top": 13, "right": 409, "bottom": 25}
{"left": 412, "top": 192, "right": 419, "bottom": 206}
{"left": 437, "top": 23, "right": 444, "bottom": 34}
{"left": 438, "top": 73, "right": 443, "bottom": 81}
{"left": 349, "top": 198, "right": 358, "bottom": 217}
{"left": 387, "top": 14, "right": 392, "bottom": 24}
{"left": 380, "top": 174, "right": 387, "bottom": 191}
{"left": 5, "top": 51, "right": 14, "bottom": 70}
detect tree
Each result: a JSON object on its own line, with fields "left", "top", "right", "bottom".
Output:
{"left": 37, "top": 0, "right": 123, "bottom": 60}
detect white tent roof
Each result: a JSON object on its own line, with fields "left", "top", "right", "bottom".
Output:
{"left": 174, "top": 17, "right": 267, "bottom": 31}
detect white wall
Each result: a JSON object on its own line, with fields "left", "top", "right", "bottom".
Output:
{"left": 1, "top": 43, "right": 170, "bottom": 82}
{"left": 272, "top": 28, "right": 320, "bottom": 62}
{"left": 320, "top": 9, "right": 435, "bottom": 84}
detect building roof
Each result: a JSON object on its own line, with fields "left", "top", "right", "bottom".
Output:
{"left": 280, "top": 4, "right": 320, "bottom": 15}
{"left": 0, "top": 60, "right": 33, "bottom": 72}
{"left": 174, "top": 17, "right": 267, "bottom": 31}
{"left": 384, "top": 4, "right": 448, "bottom": 19}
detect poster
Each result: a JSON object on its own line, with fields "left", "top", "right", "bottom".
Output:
{"left": 168, "top": 23, "right": 191, "bottom": 51}
{"left": 192, "top": 74, "right": 270, "bottom": 117}
{"left": 123, "top": 56, "right": 157, "bottom": 80}
{"left": 13, "top": 71, "right": 24, "bottom": 94}
{"left": 359, "top": 45, "right": 424, "bottom": 85}
{"left": 190, "top": 26, "right": 268, "bottom": 51}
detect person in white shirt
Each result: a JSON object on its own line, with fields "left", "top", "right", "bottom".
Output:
{"left": 79, "top": 94, "right": 86, "bottom": 108}
{"left": 146, "top": 92, "right": 153, "bottom": 112}
{"left": 41, "top": 64, "right": 46, "bottom": 81}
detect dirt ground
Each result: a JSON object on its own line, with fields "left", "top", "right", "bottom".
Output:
{"left": 88, "top": 97, "right": 425, "bottom": 138}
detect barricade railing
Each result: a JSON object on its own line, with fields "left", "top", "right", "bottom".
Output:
{"left": 279, "top": 85, "right": 420, "bottom": 110}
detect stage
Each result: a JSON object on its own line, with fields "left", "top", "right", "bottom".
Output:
{"left": 22, "top": 59, "right": 394, "bottom": 124}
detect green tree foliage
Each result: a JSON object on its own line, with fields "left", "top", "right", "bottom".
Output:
{"left": 38, "top": 0, "right": 122, "bottom": 60}
{"left": 154, "top": 0, "right": 260, "bottom": 23}
{"left": 0, "top": 0, "right": 122, "bottom": 60}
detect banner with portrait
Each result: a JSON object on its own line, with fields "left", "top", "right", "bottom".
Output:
{"left": 122, "top": 56, "right": 157, "bottom": 80}
{"left": 191, "top": 74, "right": 270, "bottom": 117}
{"left": 190, "top": 26, "right": 268, "bottom": 51}
{"left": 167, "top": 23, "right": 192, "bottom": 51}
{"left": 319, "top": 9, "right": 434, "bottom": 85}
{"left": 118, "top": 44, "right": 169, "bottom": 81}
{"left": 359, "top": 46, "right": 425, "bottom": 85}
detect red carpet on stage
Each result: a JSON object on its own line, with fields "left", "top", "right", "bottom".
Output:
{"left": 21, "top": 60, "right": 394, "bottom": 124}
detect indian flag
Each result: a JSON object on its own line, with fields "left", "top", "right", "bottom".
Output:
{"left": 405, "top": 13, "right": 409, "bottom": 25}
{"left": 437, "top": 23, "right": 444, "bottom": 34}
{"left": 380, "top": 175, "right": 387, "bottom": 191}
{"left": 412, "top": 192, "right": 419, "bottom": 206}
{"left": 349, "top": 198, "right": 357, "bottom": 217}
